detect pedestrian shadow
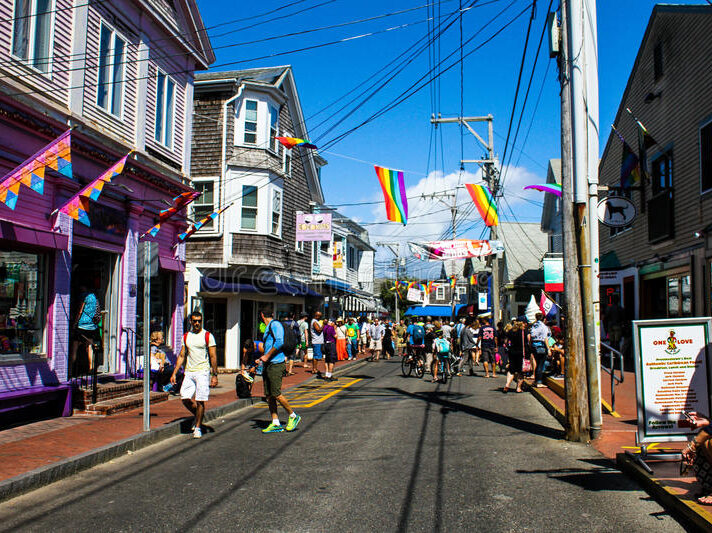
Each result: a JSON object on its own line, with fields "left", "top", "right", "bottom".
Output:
{"left": 249, "top": 419, "right": 271, "bottom": 429}
{"left": 386, "top": 387, "right": 564, "bottom": 440}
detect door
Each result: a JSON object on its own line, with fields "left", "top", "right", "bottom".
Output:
{"left": 203, "top": 299, "right": 227, "bottom": 367}
{"left": 240, "top": 299, "right": 255, "bottom": 346}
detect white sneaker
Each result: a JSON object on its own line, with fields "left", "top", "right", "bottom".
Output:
{"left": 193, "top": 427, "right": 202, "bottom": 439}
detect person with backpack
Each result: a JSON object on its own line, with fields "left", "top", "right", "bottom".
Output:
{"left": 251, "top": 308, "right": 301, "bottom": 433}
{"left": 431, "top": 330, "right": 451, "bottom": 383}
{"left": 170, "top": 311, "right": 218, "bottom": 439}
{"left": 528, "top": 312, "right": 551, "bottom": 387}
{"left": 284, "top": 313, "right": 300, "bottom": 376}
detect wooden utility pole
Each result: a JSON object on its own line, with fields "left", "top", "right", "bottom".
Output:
{"left": 430, "top": 115, "right": 500, "bottom": 322}
{"left": 559, "top": 0, "right": 590, "bottom": 441}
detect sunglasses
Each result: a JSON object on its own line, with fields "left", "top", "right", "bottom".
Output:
{"left": 191, "top": 319, "right": 202, "bottom": 324}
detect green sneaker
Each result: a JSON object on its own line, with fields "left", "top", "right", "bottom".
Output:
{"left": 286, "top": 413, "right": 301, "bottom": 432}
{"left": 262, "top": 422, "right": 284, "bottom": 433}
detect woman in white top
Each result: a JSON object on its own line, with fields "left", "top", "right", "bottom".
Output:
{"left": 336, "top": 318, "right": 349, "bottom": 361}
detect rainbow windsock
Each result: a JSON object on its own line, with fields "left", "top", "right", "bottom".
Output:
{"left": 465, "top": 184, "right": 498, "bottom": 227}
{"left": 58, "top": 153, "right": 129, "bottom": 226}
{"left": 523, "top": 183, "right": 562, "bottom": 197}
{"left": 375, "top": 165, "right": 408, "bottom": 225}
{"left": 275, "top": 136, "right": 317, "bottom": 149}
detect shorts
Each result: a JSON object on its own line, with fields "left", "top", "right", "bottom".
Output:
{"left": 369, "top": 339, "right": 382, "bottom": 350}
{"left": 324, "top": 342, "right": 337, "bottom": 363}
{"left": 75, "top": 327, "right": 101, "bottom": 343}
{"left": 180, "top": 370, "right": 211, "bottom": 402}
{"left": 263, "top": 362, "right": 285, "bottom": 398}
{"left": 298, "top": 342, "right": 307, "bottom": 351}
{"left": 481, "top": 347, "right": 495, "bottom": 364}
{"left": 312, "top": 344, "right": 323, "bottom": 360}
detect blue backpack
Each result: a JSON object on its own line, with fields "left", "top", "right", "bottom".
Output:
{"left": 412, "top": 324, "right": 425, "bottom": 344}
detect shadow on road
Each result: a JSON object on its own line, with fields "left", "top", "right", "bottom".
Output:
{"left": 515, "top": 458, "right": 640, "bottom": 492}
{"left": 387, "top": 387, "right": 565, "bottom": 441}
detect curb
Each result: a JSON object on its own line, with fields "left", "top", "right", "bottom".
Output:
{"left": 523, "top": 381, "right": 566, "bottom": 429}
{"left": 617, "top": 452, "right": 712, "bottom": 532}
{"left": 0, "top": 358, "right": 369, "bottom": 504}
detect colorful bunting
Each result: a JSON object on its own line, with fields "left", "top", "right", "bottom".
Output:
{"left": 375, "top": 165, "right": 408, "bottom": 225}
{"left": 143, "top": 191, "right": 201, "bottom": 238}
{"left": 58, "top": 153, "right": 129, "bottom": 226}
{"left": 275, "top": 137, "right": 317, "bottom": 149}
{"left": 523, "top": 183, "right": 562, "bottom": 197}
{"left": 0, "top": 130, "right": 72, "bottom": 210}
{"left": 178, "top": 204, "right": 231, "bottom": 241}
{"left": 465, "top": 184, "right": 498, "bottom": 227}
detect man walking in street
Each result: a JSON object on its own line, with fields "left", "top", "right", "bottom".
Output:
{"left": 310, "top": 311, "right": 324, "bottom": 376}
{"left": 297, "top": 313, "right": 309, "bottom": 368}
{"left": 529, "top": 312, "right": 551, "bottom": 387}
{"left": 346, "top": 318, "right": 359, "bottom": 360}
{"left": 253, "top": 308, "right": 301, "bottom": 433}
{"left": 322, "top": 318, "right": 338, "bottom": 380}
{"left": 170, "top": 311, "right": 218, "bottom": 439}
{"left": 369, "top": 318, "right": 384, "bottom": 361}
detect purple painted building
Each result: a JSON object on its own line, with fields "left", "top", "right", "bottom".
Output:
{"left": 0, "top": 0, "right": 214, "bottom": 420}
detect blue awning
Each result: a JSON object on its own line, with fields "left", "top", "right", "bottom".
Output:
{"left": 201, "top": 277, "right": 321, "bottom": 297}
{"left": 404, "top": 304, "right": 466, "bottom": 318}
{"left": 323, "top": 278, "right": 352, "bottom": 292}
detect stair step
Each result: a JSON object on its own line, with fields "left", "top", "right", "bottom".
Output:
{"left": 544, "top": 375, "right": 565, "bottom": 398}
{"left": 74, "top": 391, "right": 168, "bottom": 416}
{"left": 72, "top": 380, "right": 147, "bottom": 409}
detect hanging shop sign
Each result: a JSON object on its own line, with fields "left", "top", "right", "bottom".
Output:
{"left": 407, "top": 288, "right": 423, "bottom": 303}
{"left": 332, "top": 240, "right": 344, "bottom": 269}
{"left": 409, "top": 239, "right": 504, "bottom": 261}
{"left": 597, "top": 197, "right": 636, "bottom": 228}
{"left": 296, "top": 213, "right": 332, "bottom": 241}
{"left": 478, "top": 292, "right": 488, "bottom": 310}
{"left": 633, "top": 317, "right": 712, "bottom": 443}
{"left": 543, "top": 257, "right": 564, "bottom": 292}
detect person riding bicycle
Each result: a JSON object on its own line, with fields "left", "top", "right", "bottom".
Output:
{"left": 431, "top": 330, "right": 451, "bottom": 383}
{"left": 407, "top": 319, "right": 426, "bottom": 359}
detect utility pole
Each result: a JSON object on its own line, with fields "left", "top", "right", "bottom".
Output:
{"left": 377, "top": 242, "right": 401, "bottom": 321}
{"left": 558, "top": 0, "right": 590, "bottom": 441}
{"left": 566, "top": 0, "right": 602, "bottom": 439}
{"left": 430, "top": 115, "right": 500, "bottom": 322}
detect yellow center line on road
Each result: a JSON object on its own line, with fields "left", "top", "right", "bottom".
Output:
{"left": 253, "top": 378, "right": 363, "bottom": 409}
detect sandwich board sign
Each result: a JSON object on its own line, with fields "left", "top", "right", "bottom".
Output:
{"left": 632, "top": 317, "right": 712, "bottom": 444}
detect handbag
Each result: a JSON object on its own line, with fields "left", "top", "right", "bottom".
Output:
{"left": 521, "top": 330, "right": 532, "bottom": 373}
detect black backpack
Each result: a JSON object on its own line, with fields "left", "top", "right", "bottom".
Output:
{"left": 266, "top": 321, "right": 297, "bottom": 356}
{"left": 235, "top": 374, "right": 252, "bottom": 398}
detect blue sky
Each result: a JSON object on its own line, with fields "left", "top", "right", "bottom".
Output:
{"left": 196, "top": 0, "right": 704, "bottom": 277}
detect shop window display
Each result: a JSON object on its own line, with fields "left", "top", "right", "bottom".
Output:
{"left": 0, "top": 251, "right": 46, "bottom": 358}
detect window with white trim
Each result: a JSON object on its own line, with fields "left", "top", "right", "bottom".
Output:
{"left": 269, "top": 105, "right": 279, "bottom": 152}
{"left": 12, "top": 0, "right": 54, "bottom": 74}
{"left": 271, "top": 189, "right": 282, "bottom": 237}
{"left": 244, "top": 100, "right": 258, "bottom": 144}
{"left": 436, "top": 286, "right": 445, "bottom": 300}
{"left": 155, "top": 70, "right": 175, "bottom": 148}
{"left": 296, "top": 239, "right": 304, "bottom": 253}
{"left": 241, "top": 185, "right": 258, "bottom": 230}
{"left": 96, "top": 23, "right": 126, "bottom": 117}
{"left": 193, "top": 181, "right": 215, "bottom": 230}
{"left": 283, "top": 143, "right": 292, "bottom": 176}
{"left": 456, "top": 286, "right": 467, "bottom": 300}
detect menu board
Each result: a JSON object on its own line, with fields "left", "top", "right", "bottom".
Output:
{"left": 633, "top": 318, "right": 712, "bottom": 443}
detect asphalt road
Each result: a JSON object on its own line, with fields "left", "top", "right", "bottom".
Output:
{"left": 0, "top": 360, "right": 686, "bottom": 532}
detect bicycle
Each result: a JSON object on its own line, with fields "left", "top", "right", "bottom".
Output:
{"left": 401, "top": 345, "right": 425, "bottom": 378}
{"left": 434, "top": 352, "right": 450, "bottom": 384}
{"left": 447, "top": 351, "right": 464, "bottom": 377}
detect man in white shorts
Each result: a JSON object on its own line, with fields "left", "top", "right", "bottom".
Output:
{"left": 369, "top": 318, "right": 384, "bottom": 361}
{"left": 170, "top": 310, "right": 218, "bottom": 438}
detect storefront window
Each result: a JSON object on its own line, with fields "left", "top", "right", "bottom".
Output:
{"left": 0, "top": 250, "right": 46, "bottom": 359}
{"left": 136, "top": 272, "right": 174, "bottom": 356}
{"left": 667, "top": 274, "right": 692, "bottom": 318}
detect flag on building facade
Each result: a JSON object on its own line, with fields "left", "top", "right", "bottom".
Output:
{"left": 177, "top": 204, "right": 231, "bottom": 241}
{"left": 465, "top": 184, "right": 498, "bottom": 226}
{"left": 143, "top": 191, "right": 201, "bottom": 238}
{"left": 612, "top": 126, "right": 640, "bottom": 188}
{"left": 635, "top": 118, "right": 657, "bottom": 182}
{"left": 375, "top": 165, "right": 408, "bottom": 225}
{"left": 469, "top": 274, "right": 476, "bottom": 285}
{"left": 275, "top": 136, "right": 317, "bottom": 149}
{"left": 449, "top": 275, "right": 457, "bottom": 289}
{"left": 57, "top": 153, "right": 129, "bottom": 226}
{"left": 0, "top": 130, "right": 72, "bottom": 209}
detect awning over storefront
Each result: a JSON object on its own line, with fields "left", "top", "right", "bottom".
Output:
{"left": 0, "top": 220, "right": 69, "bottom": 250}
{"left": 201, "top": 277, "right": 321, "bottom": 297}
{"left": 323, "top": 278, "right": 352, "bottom": 292}
{"left": 404, "top": 304, "right": 466, "bottom": 318}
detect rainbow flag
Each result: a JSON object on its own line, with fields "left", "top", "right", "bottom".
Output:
{"left": 275, "top": 136, "right": 317, "bottom": 149}
{"left": 449, "top": 276, "right": 457, "bottom": 289}
{"left": 465, "top": 184, "right": 498, "bottom": 227}
{"left": 375, "top": 165, "right": 408, "bottom": 225}
{"left": 0, "top": 130, "right": 72, "bottom": 210}
{"left": 469, "top": 274, "right": 477, "bottom": 285}
{"left": 58, "top": 153, "right": 129, "bottom": 226}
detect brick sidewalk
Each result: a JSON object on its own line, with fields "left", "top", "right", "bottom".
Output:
{"left": 526, "top": 371, "right": 712, "bottom": 527}
{"left": 0, "top": 356, "right": 364, "bottom": 484}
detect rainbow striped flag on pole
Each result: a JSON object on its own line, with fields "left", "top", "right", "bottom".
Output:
{"left": 375, "top": 165, "right": 408, "bottom": 225}
{"left": 465, "top": 184, "right": 498, "bottom": 227}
